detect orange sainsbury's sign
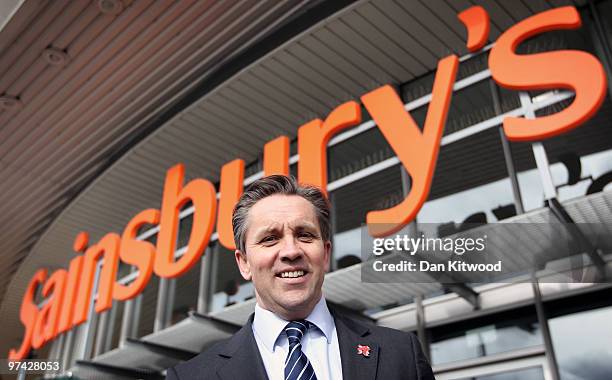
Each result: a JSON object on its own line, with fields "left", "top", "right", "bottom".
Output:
{"left": 9, "top": 6, "right": 607, "bottom": 359}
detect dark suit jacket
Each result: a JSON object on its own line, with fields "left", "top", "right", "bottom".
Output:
{"left": 166, "top": 308, "right": 435, "bottom": 379}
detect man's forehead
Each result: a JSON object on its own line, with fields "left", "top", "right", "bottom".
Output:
{"left": 250, "top": 194, "right": 315, "bottom": 216}
{"left": 246, "top": 195, "right": 319, "bottom": 231}
{"left": 255, "top": 219, "right": 318, "bottom": 231}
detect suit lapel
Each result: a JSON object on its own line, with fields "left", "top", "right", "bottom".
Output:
{"left": 216, "top": 314, "right": 269, "bottom": 380}
{"left": 334, "top": 312, "right": 379, "bottom": 380}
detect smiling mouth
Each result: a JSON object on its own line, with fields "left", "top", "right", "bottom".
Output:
{"left": 278, "top": 270, "right": 306, "bottom": 278}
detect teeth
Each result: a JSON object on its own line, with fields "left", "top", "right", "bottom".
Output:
{"left": 280, "top": 270, "right": 304, "bottom": 278}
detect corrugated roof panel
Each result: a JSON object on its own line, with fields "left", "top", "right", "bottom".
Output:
{"left": 327, "top": 20, "right": 407, "bottom": 83}
{"left": 312, "top": 26, "right": 394, "bottom": 86}
{"left": 179, "top": 112, "right": 263, "bottom": 154}
{"left": 5, "top": 1, "right": 90, "bottom": 95}
{"left": 0, "top": 1, "right": 68, "bottom": 92}
{"left": 298, "top": 34, "right": 374, "bottom": 92}
{"left": 356, "top": 3, "right": 432, "bottom": 74}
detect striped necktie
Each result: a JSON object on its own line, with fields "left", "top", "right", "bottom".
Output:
{"left": 284, "top": 320, "right": 317, "bottom": 380}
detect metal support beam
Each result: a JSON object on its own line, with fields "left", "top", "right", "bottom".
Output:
{"left": 48, "top": 332, "right": 63, "bottom": 361}
{"left": 132, "top": 292, "right": 143, "bottom": 337}
{"left": 103, "top": 300, "right": 118, "bottom": 353}
{"left": 410, "top": 253, "right": 480, "bottom": 309}
{"left": 197, "top": 247, "right": 213, "bottom": 314}
{"left": 532, "top": 280, "right": 561, "bottom": 380}
{"left": 76, "top": 261, "right": 101, "bottom": 361}
{"left": 126, "top": 338, "right": 198, "bottom": 361}
{"left": 518, "top": 92, "right": 557, "bottom": 200}
{"left": 71, "top": 324, "right": 87, "bottom": 367}
{"left": 445, "top": 283, "right": 480, "bottom": 310}
{"left": 490, "top": 80, "right": 524, "bottom": 214}
{"left": 208, "top": 243, "right": 220, "bottom": 311}
{"left": 406, "top": 250, "right": 481, "bottom": 309}
{"left": 62, "top": 329, "right": 75, "bottom": 370}
{"left": 56, "top": 333, "right": 66, "bottom": 360}
{"left": 93, "top": 308, "right": 110, "bottom": 357}
{"left": 16, "top": 366, "right": 26, "bottom": 380}
{"left": 531, "top": 142, "right": 557, "bottom": 200}
{"left": 119, "top": 290, "right": 141, "bottom": 347}
{"left": 155, "top": 277, "right": 175, "bottom": 332}
{"left": 166, "top": 278, "right": 176, "bottom": 325}
{"left": 415, "top": 295, "right": 429, "bottom": 359}
{"left": 548, "top": 197, "right": 606, "bottom": 279}
{"left": 400, "top": 167, "right": 419, "bottom": 238}
{"left": 189, "top": 311, "right": 242, "bottom": 334}
{"left": 119, "top": 267, "right": 137, "bottom": 347}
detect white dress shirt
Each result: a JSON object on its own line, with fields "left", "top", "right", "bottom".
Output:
{"left": 252, "top": 297, "right": 343, "bottom": 380}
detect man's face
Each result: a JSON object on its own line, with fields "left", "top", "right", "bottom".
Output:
{"left": 235, "top": 194, "right": 331, "bottom": 320}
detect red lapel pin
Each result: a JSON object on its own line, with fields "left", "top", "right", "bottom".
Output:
{"left": 357, "top": 344, "right": 371, "bottom": 357}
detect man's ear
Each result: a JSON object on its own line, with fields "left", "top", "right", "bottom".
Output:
{"left": 235, "top": 250, "right": 252, "bottom": 281}
{"left": 324, "top": 240, "right": 332, "bottom": 272}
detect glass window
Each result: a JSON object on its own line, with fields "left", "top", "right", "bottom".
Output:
{"left": 209, "top": 242, "right": 254, "bottom": 313}
{"left": 444, "top": 79, "right": 497, "bottom": 137}
{"left": 105, "top": 300, "right": 124, "bottom": 352}
{"left": 328, "top": 125, "right": 395, "bottom": 184}
{"left": 507, "top": 138, "right": 546, "bottom": 213}
{"left": 170, "top": 253, "right": 201, "bottom": 325}
{"left": 327, "top": 123, "right": 404, "bottom": 269}
{"left": 598, "top": 0, "right": 612, "bottom": 69}
{"left": 429, "top": 307, "right": 543, "bottom": 365}
{"left": 417, "top": 126, "right": 520, "bottom": 227}
{"left": 166, "top": 208, "right": 202, "bottom": 324}
{"left": 177, "top": 207, "right": 193, "bottom": 248}
{"left": 329, "top": 165, "right": 403, "bottom": 267}
{"left": 550, "top": 305, "right": 612, "bottom": 380}
{"left": 407, "top": 79, "right": 504, "bottom": 139}
{"left": 456, "top": 50, "right": 489, "bottom": 82}
{"left": 401, "top": 71, "right": 434, "bottom": 104}
{"left": 135, "top": 275, "right": 159, "bottom": 338}
{"left": 538, "top": 94, "right": 612, "bottom": 203}
{"left": 244, "top": 159, "right": 262, "bottom": 179}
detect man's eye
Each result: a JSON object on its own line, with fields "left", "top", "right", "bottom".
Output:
{"left": 298, "top": 232, "right": 315, "bottom": 241}
{"left": 259, "top": 236, "right": 277, "bottom": 244}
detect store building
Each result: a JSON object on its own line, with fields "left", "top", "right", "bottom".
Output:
{"left": 0, "top": 0, "right": 611, "bottom": 379}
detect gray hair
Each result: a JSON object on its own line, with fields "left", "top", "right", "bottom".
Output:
{"left": 232, "top": 175, "right": 331, "bottom": 253}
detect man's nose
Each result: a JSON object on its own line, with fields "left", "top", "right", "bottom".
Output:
{"left": 279, "top": 235, "right": 303, "bottom": 261}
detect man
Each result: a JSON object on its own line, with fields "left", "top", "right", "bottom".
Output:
{"left": 167, "top": 175, "right": 435, "bottom": 379}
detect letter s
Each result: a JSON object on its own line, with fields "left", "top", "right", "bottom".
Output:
{"left": 489, "top": 6, "right": 607, "bottom": 141}
{"left": 9, "top": 269, "right": 47, "bottom": 360}
{"left": 115, "top": 208, "right": 160, "bottom": 301}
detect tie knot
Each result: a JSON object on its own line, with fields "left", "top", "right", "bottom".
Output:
{"left": 285, "top": 320, "right": 308, "bottom": 345}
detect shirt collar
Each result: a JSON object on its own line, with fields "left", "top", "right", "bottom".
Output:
{"left": 306, "top": 296, "right": 334, "bottom": 344}
{"left": 252, "top": 296, "right": 334, "bottom": 353}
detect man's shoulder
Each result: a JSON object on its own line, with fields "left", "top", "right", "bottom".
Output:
{"left": 332, "top": 310, "right": 422, "bottom": 354}
{"left": 333, "top": 311, "right": 434, "bottom": 379}
{"left": 166, "top": 338, "right": 229, "bottom": 379}
{"left": 368, "top": 321, "right": 419, "bottom": 341}
{"left": 337, "top": 311, "right": 417, "bottom": 339}
{"left": 369, "top": 323, "right": 423, "bottom": 353}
